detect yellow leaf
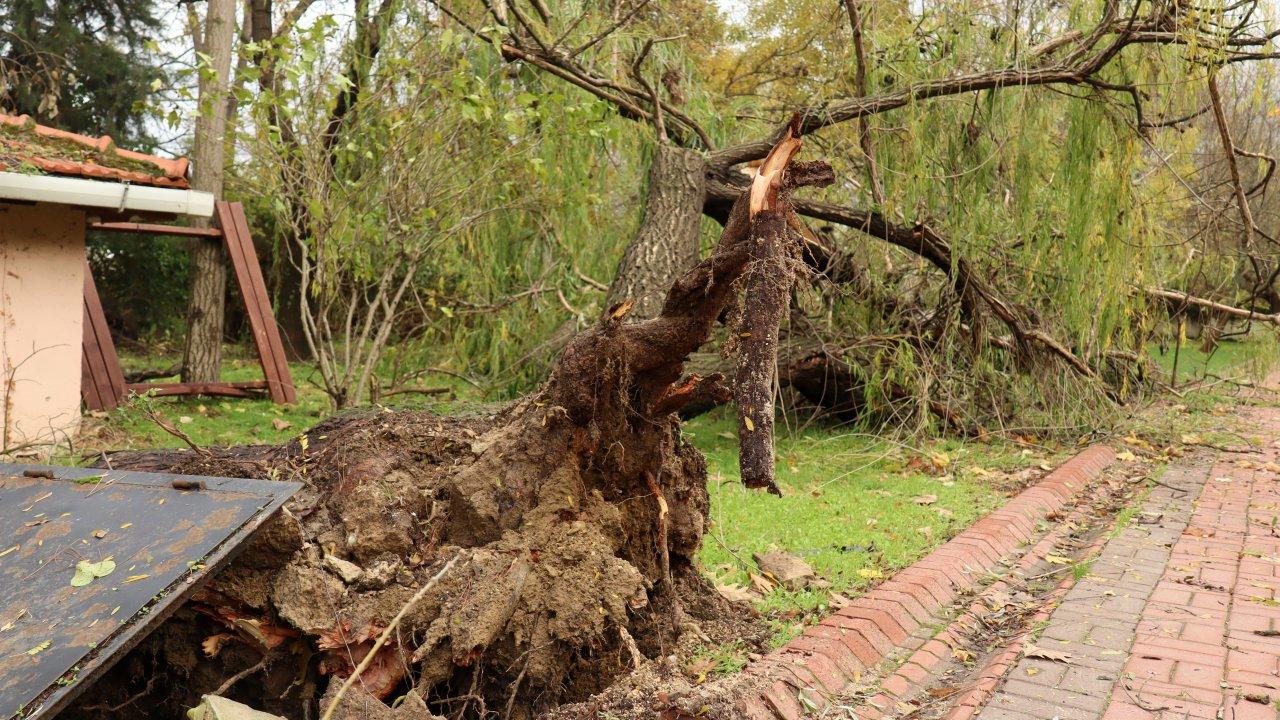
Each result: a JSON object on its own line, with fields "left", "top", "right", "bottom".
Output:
{"left": 744, "top": 416, "right": 755, "bottom": 432}
{"left": 1045, "top": 554, "right": 1071, "bottom": 565}
{"left": 27, "top": 640, "right": 50, "bottom": 655}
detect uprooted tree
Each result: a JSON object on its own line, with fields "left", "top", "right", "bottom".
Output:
{"left": 68, "top": 124, "right": 830, "bottom": 720}
{"left": 443, "top": 0, "right": 1280, "bottom": 431}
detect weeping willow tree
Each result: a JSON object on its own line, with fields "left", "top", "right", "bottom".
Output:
{"left": 428, "top": 0, "right": 1280, "bottom": 436}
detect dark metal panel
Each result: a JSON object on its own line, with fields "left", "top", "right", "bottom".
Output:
{"left": 0, "top": 464, "right": 300, "bottom": 720}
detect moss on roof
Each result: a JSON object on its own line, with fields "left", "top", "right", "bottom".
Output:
{"left": 0, "top": 120, "right": 167, "bottom": 178}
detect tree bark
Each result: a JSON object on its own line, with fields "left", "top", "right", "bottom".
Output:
{"left": 182, "top": 0, "right": 237, "bottom": 382}
{"left": 605, "top": 143, "right": 708, "bottom": 318}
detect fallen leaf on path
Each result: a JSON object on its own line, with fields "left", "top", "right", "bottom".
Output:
{"left": 1025, "top": 644, "right": 1072, "bottom": 662}
{"left": 1115, "top": 450, "right": 1137, "bottom": 462}
{"left": 26, "top": 640, "right": 50, "bottom": 655}
{"left": 1044, "top": 554, "right": 1071, "bottom": 565}
{"left": 927, "top": 686, "right": 961, "bottom": 699}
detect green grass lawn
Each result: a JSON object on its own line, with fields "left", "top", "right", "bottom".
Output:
{"left": 1148, "top": 335, "right": 1279, "bottom": 385}
{"left": 685, "top": 409, "right": 1055, "bottom": 630}
{"left": 96, "top": 351, "right": 468, "bottom": 449}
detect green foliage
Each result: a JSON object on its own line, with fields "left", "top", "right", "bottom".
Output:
{"left": 0, "top": 0, "right": 163, "bottom": 146}
{"left": 87, "top": 232, "right": 191, "bottom": 341}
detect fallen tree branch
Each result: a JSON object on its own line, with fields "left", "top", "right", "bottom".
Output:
{"left": 707, "top": 181, "right": 1105, "bottom": 385}
{"left": 1145, "top": 287, "right": 1280, "bottom": 325}
{"left": 1206, "top": 72, "right": 1266, "bottom": 292}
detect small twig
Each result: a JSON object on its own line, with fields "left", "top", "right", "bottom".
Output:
{"left": 319, "top": 554, "right": 459, "bottom": 720}
{"left": 377, "top": 386, "right": 452, "bottom": 399}
{"left": 138, "top": 396, "right": 211, "bottom": 459}
{"left": 214, "top": 657, "right": 267, "bottom": 696}
{"left": 1121, "top": 681, "right": 1170, "bottom": 712}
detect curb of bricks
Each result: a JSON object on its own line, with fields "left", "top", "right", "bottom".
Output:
{"left": 848, "top": 473, "right": 1119, "bottom": 720}
{"left": 735, "top": 444, "right": 1117, "bottom": 720}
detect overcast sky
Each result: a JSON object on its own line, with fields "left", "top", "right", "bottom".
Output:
{"left": 714, "top": 0, "right": 750, "bottom": 23}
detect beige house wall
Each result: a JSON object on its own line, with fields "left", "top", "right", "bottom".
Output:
{"left": 0, "top": 202, "right": 85, "bottom": 449}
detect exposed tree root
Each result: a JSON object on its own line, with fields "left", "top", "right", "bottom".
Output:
{"left": 66, "top": 128, "right": 832, "bottom": 720}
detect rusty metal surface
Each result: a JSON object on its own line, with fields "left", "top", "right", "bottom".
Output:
{"left": 0, "top": 463, "right": 300, "bottom": 720}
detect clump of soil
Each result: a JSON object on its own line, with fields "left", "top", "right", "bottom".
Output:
{"left": 65, "top": 126, "right": 831, "bottom": 720}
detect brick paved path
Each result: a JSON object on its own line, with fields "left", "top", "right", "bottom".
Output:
{"left": 977, "top": 408, "right": 1280, "bottom": 720}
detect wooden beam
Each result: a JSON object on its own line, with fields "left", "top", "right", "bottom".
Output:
{"left": 127, "top": 381, "right": 269, "bottom": 399}
{"left": 89, "top": 222, "right": 224, "bottom": 238}
{"left": 81, "top": 262, "right": 128, "bottom": 411}
{"left": 216, "top": 201, "right": 298, "bottom": 404}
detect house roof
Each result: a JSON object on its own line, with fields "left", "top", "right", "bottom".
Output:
{"left": 0, "top": 113, "right": 191, "bottom": 189}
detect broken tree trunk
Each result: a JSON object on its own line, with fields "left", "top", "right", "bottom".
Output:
{"left": 67, "top": 126, "right": 832, "bottom": 720}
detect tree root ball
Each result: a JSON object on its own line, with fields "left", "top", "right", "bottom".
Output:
{"left": 65, "top": 400, "right": 731, "bottom": 720}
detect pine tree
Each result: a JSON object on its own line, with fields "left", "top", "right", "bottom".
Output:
{"left": 0, "top": 0, "right": 162, "bottom": 146}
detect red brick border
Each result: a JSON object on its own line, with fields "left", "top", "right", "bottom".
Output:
{"left": 736, "top": 445, "right": 1116, "bottom": 719}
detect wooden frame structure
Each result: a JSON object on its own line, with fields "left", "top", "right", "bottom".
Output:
{"left": 81, "top": 201, "right": 297, "bottom": 410}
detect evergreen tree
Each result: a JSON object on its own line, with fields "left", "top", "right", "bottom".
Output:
{"left": 0, "top": 0, "right": 162, "bottom": 146}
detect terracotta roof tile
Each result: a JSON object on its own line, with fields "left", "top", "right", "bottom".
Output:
{"left": 0, "top": 113, "right": 191, "bottom": 189}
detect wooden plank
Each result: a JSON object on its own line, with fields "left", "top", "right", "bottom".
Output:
{"left": 127, "top": 381, "right": 268, "bottom": 399}
{"left": 216, "top": 202, "right": 297, "bottom": 404}
{"left": 224, "top": 202, "right": 297, "bottom": 403}
{"left": 215, "top": 202, "right": 285, "bottom": 403}
{"left": 80, "top": 349, "right": 105, "bottom": 412}
{"left": 88, "top": 222, "right": 224, "bottom": 239}
{"left": 86, "top": 263, "right": 127, "bottom": 403}
{"left": 80, "top": 262, "right": 127, "bottom": 411}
